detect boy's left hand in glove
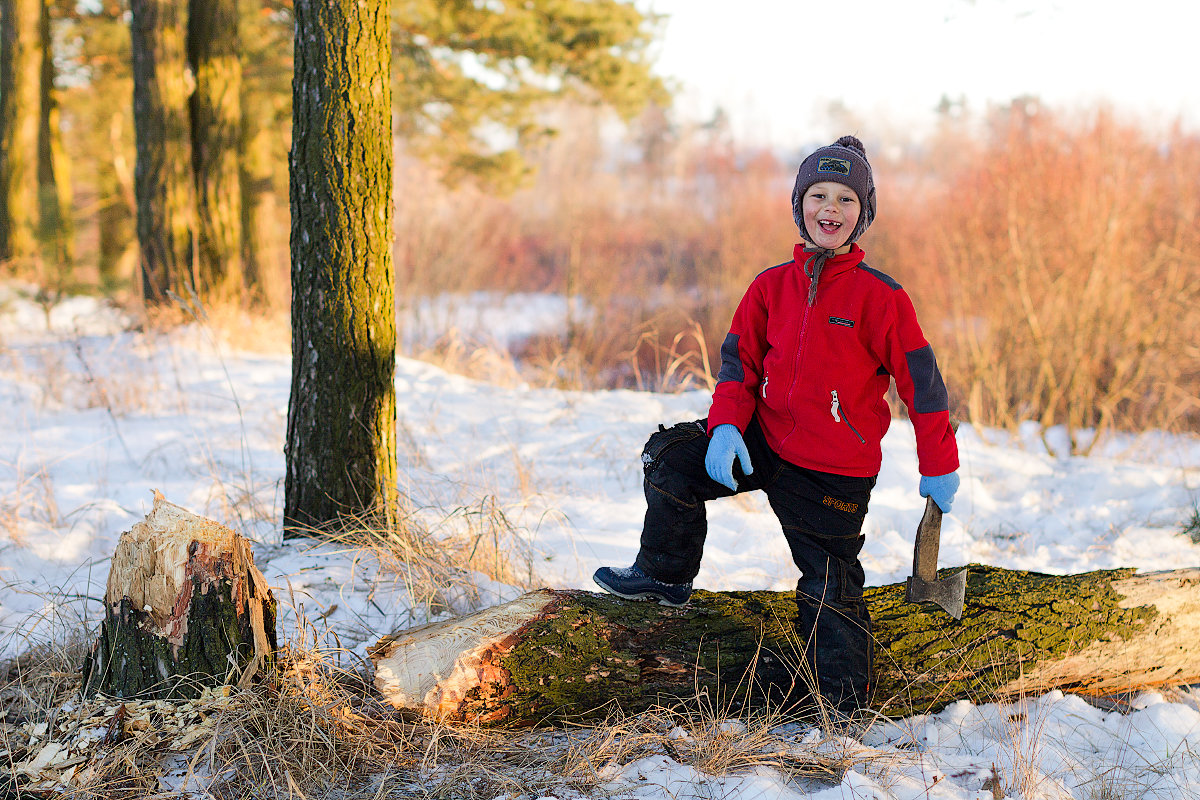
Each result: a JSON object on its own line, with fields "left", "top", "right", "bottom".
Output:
{"left": 919, "top": 471, "right": 960, "bottom": 513}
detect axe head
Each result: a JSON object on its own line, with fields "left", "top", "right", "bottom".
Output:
{"left": 905, "top": 496, "right": 967, "bottom": 619}
{"left": 905, "top": 569, "right": 967, "bottom": 619}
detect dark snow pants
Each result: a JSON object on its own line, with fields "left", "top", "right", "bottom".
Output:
{"left": 634, "top": 417, "right": 876, "bottom": 713}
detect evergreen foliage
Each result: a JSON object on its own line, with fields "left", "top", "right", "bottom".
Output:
{"left": 392, "top": 0, "right": 667, "bottom": 189}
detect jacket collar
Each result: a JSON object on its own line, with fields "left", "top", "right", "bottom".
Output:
{"left": 793, "top": 242, "right": 865, "bottom": 279}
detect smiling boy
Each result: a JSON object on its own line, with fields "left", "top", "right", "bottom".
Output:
{"left": 594, "top": 135, "right": 961, "bottom": 716}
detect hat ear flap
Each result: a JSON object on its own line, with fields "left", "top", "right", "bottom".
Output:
{"left": 792, "top": 179, "right": 811, "bottom": 241}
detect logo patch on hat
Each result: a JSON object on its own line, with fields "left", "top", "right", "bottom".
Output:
{"left": 817, "top": 157, "right": 851, "bottom": 176}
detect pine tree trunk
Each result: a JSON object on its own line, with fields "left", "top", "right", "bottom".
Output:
{"left": 37, "top": 0, "right": 73, "bottom": 282}
{"left": 237, "top": 89, "right": 280, "bottom": 305}
{"left": 370, "top": 566, "right": 1200, "bottom": 726}
{"left": 0, "top": 0, "right": 41, "bottom": 270}
{"left": 285, "top": 0, "right": 396, "bottom": 536}
{"left": 237, "top": 0, "right": 286, "bottom": 307}
{"left": 188, "top": 0, "right": 242, "bottom": 301}
{"left": 130, "top": 0, "right": 196, "bottom": 305}
{"left": 97, "top": 112, "right": 137, "bottom": 293}
{"left": 82, "top": 494, "right": 277, "bottom": 700}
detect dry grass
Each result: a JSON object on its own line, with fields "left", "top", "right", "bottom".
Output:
{"left": 560, "top": 703, "right": 882, "bottom": 790}
{"left": 878, "top": 107, "right": 1200, "bottom": 450}
{"left": 0, "top": 571, "right": 896, "bottom": 800}
{"left": 1, "top": 618, "right": 882, "bottom": 800}
{"left": 0, "top": 460, "right": 63, "bottom": 545}
{"left": 287, "top": 494, "right": 535, "bottom": 626}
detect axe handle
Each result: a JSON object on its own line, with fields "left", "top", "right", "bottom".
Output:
{"left": 912, "top": 495, "right": 943, "bottom": 582}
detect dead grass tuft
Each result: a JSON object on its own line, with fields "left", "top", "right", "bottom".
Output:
{"left": 298, "top": 495, "right": 536, "bottom": 624}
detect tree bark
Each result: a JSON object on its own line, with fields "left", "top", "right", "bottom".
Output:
{"left": 285, "top": 0, "right": 396, "bottom": 536}
{"left": 37, "top": 0, "right": 73, "bottom": 281}
{"left": 237, "top": 0, "right": 288, "bottom": 307}
{"left": 130, "top": 0, "right": 196, "bottom": 305}
{"left": 82, "top": 493, "right": 277, "bottom": 700}
{"left": 370, "top": 566, "right": 1200, "bottom": 727}
{"left": 188, "top": 0, "right": 242, "bottom": 301}
{"left": 0, "top": 0, "right": 41, "bottom": 270}
{"left": 97, "top": 112, "right": 138, "bottom": 293}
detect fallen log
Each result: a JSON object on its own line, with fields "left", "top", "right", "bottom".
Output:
{"left": 82, "top": 493, "right": 277, "bottom": 699}
{"left": 369, "top": 566, "right": 1200, "bottom": 726}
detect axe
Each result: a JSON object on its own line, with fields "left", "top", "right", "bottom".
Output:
{"left": 904, "top": 496, "right": 967, "bottom": 619}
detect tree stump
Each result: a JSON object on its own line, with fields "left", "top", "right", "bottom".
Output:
{"left": 369, "top": 566, "right": 1200, "bottom": 726}
{"left": 82, "top": 493, "right": 277, "bottom": 699}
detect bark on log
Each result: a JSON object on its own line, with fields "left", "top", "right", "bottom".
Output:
{"left": 370, "top": 566, "right": 1200, "bottom": 726}
{"left": 82, "top": 493, "right": 277, "bottom": 699}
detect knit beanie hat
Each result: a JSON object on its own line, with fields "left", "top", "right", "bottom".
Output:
{"left": 791, "top": 135, "right": 876, "bottom": 246}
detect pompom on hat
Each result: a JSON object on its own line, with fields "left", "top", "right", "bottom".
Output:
{"left": 791, "top": 135, "right": 876, "bottom": 246}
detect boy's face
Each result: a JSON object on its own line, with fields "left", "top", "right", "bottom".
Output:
{"left": 802, "top": 181, "right": 861, "bottom": 252}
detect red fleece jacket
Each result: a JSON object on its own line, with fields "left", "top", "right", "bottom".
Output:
{"left": 707, "top": 243, "right": 959, "bottom": 478}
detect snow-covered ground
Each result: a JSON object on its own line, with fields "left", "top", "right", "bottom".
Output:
{"left": 2, "top": 285, "right": 1200, "bottom": 799}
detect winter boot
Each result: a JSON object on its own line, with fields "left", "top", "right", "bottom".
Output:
{"left": 593, "top": 564, "right": 692, "bottom": 607}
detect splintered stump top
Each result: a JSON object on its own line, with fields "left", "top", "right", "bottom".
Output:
{"left": 83, "top": 493, "right": 277, "bottom": 699}
{"left": 370, "top": 567, "right": 1200, "bottom": 727}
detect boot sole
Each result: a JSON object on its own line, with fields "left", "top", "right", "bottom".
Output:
{"left": 593, "top": 574, "right": 689, "bottom": 607}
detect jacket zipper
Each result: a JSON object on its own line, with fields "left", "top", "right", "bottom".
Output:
{"left": 830, "top": 390, "right": 865, "bottom": 443}
{"left": 780, "top": 292, "right": 813, "bottom": 450}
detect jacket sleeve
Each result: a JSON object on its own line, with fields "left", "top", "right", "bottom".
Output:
{"left": 877, "top": 287, "right": 959, "bottom": 476}
{"left": 706, "top": 279, "right": 768, "bottom": 435}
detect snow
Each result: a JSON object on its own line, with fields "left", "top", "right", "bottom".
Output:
{"left": 2, "top": 286, "right": 1200, "bottom": 799}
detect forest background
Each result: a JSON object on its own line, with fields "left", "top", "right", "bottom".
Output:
{"left": 2, "top": 0, "right": 1199, "bottom": 456}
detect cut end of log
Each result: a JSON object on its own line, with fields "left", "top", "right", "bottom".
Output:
{"left": 995, "top": 568, "right": 1200, "bottom": 698}
{"left": 371, "top": 590, "right": 556, "bottom": 718}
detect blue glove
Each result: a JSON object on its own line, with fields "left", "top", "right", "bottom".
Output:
{"left": 705, "top": 424, "right": 753, "bottom": 492}
{"left": 920, "top": 471, "right": 960, "bottom": 513}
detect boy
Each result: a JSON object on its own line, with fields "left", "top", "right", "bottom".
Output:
{"left": 594, "top": 135, "right": 960, "bottom": 713}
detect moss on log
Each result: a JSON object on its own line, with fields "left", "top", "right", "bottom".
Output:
{"left": 371, "top": 566, "right": 1200, "bottom": 726}
{"left": 868, "top": 566, "right": 1170, "bottom": 716}
{"left": 82, "top": 494, "right": 277, "bottom": 699}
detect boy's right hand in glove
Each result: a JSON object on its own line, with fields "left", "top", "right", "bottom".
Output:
{"left": 705, "top": 424, "right": 752, "bottom": 492}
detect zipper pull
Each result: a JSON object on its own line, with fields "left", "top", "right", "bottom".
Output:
{"left": 830, "top": 390, "right": 841, "bottom": 422}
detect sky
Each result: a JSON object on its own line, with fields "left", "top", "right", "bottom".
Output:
{"left": 641, "top": 0, "right": 1200, "bottom": 148}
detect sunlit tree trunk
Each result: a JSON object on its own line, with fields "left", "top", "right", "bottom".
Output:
{"left": 37, "top": 0, "right": 73, "bottom": 283}
{"left": 0, "top": 0, "right": 41, "bottom": 271}
{"left": 130, "top": 0, "right": 195, "bottom": 305}
{"left": 237, "top": 0, "right": 285, "bottom": 306}
{"left": 285, "top": 0, "right": 396, "bottom": 536}
{"left": 97, "top": 112, "right": 138, "bottom": 292}
{"left": 188, "top": 0, "right": 242, "bottom": 301}
{"left": 238, "top": 93, "right": 277, "bottom": 305}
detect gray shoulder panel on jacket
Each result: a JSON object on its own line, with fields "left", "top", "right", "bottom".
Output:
{"left": 859, "top": 263, "right": 902, "bottom": 291}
